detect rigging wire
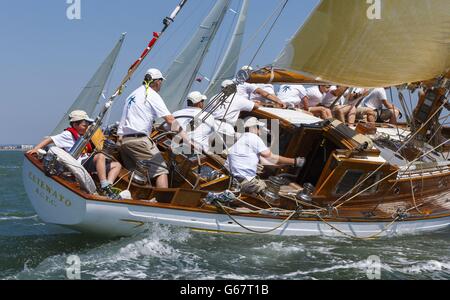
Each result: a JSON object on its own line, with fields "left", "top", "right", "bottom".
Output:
{"left": 330, "top": 100, "right": 449, "bottom": 209}
{"left": 248, "top": 0, "right": 289, "bottom": 67}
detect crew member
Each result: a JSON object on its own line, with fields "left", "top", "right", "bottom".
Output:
{"left": 237, "top": 66, "right": 286, "bottom": 108}
{"left": 172, "top": 91, "right": 216, "bottom": 153}
{"left": 226, "top": 117, "right": 305, "bottom": 196}
{"left": 118, "top": 68, "right": 186, "bottom": 189}
{"left": 361, "top": 88, "right": 401, "bottom": 124}
{"left": 27, "top": 110, "right": 122, "bottom": 199}
{"left": 206, "top": 80, "right": 260, "bottom": 150}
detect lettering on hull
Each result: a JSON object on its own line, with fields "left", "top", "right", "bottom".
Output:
{"left": 28, "top": 171, "right": 73, "bottom": 208}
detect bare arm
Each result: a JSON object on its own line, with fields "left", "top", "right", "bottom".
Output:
{"left": 382, "top": 99, "right": 397, "bottom": 111}
{"left": 27, "top": 137, "right": 53, "bottom": 155}
{"left": 260, "top": 150, "right": 295, "bottom": 166}
{"left": 301, "top": 96, "right": 310, "bottom": 111}
{"left": 255, "top": 88, "right": 286, "bottom": 108}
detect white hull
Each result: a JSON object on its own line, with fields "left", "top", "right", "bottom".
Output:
{"left": 23, "top": 158, "right": 450, "bottom": 238}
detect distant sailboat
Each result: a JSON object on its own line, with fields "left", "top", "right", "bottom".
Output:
{"left": 205, "top": 0, "right": 249, "bottom": 99}
{"left": 51, "top": 34, "right": 125, "bottom": 135}
{"left": 161, "top": 0, "right": 231, "bottom": 112}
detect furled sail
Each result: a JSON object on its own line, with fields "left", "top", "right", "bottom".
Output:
{"left": 205, "top": 0, "right": 249, "bottom": 99}
{"left": 273, "top": 0, "right": 450, "bottom": 88}
{"left": 52, "top": 34, "right": 125, "bottom": 135}
{"left": 161, "top": 0, "right": 231, "bottom": 112}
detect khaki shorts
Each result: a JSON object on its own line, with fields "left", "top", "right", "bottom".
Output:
{"left": 241, "top": 177, "right": 267, "bottom": 195}
{"left": 120, "top": 136, "right": 169, "bottom": 178}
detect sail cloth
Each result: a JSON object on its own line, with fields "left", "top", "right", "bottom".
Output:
{"left": 273, "top": 0, "right": 450, "bottom": 88}
{"left": 161, "top": 0, "right": 231, "bottom": 112}
{"left": 205, "top": 0, "right": 250, "bottom": 99}
{"left": 51, "top": 34, "right": 125, "bottom": 135}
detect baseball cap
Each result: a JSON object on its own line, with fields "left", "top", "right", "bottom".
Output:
{"left": 146, "top": 68, "right": 166, "bottom": 81}
{"left": 241, "top": 65, "right": 253, "bottom": 72}
{"left": 244, "top": 117, "right": 266, "bottom": 129}
{"left": 187, "top": 91, "right": 207, "bottom": 104}
{"left": 69, "top": 110, "right": 94, "bottom": 123}
{"left": 221, "top": 80, "right": 234, "bottom": 88}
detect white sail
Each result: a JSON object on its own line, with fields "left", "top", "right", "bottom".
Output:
{"left": 52, "top": 34, "right": 126, "bottom": 135}
{"left": 161, "top": 0, "right": 231, "bottom": 112}
{"left": 205, "top": 0, "right": 249, "bottom": 99}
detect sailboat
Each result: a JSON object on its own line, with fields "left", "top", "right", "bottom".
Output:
{"left": 23, "top": 0, "right": 450, "bottom": 239}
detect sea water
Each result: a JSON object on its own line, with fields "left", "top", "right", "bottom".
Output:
{"left": 0, "top": 151, "right": 449, "bottom": 280}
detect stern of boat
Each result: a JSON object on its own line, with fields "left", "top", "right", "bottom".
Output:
{"left": 22, "top": 155, "right": 87, "bottom": 226}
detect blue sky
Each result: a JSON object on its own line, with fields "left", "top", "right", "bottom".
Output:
{"left": 1, "top": 0, "right": 323, "bottom": 144}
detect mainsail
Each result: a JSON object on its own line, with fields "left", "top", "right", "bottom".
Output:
{"left": 161, "top": 0, "right": 231, "bottom": 112}
{"left": 273, "top": 0, "right": 450, "bottom": 88}
{"left": 52, "top": 34, "right": 125, "bottom": 135}
{"left": 205, "top": 0, "right": 249, "bottom": 99}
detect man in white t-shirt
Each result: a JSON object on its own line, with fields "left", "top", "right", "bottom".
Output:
{"left": 278, "top": 84, "right": 307, "bottom": 107}
{"left": 301, "top": 85, "right": 333, "bottom": 119}
{"left": 321, "top": 86, "right": 358, "bottom": 124}
{"left": 226, "top": 117, "right": 305, "bottom": 195}
{"left": 361, "top": 88, "right": 401, "bottom": 124}
{"left": 118, "top": 68, "right": 186, "bottom": 189}
{"left": 27, "top": 110, "right": 122, "bottom": 199}
{"left": 206, "top": 80, "right": 260, "bottom": 149}
{"left": 236, "top": 66, "right": 286, "bottom": 108}
{"left": 172, "top": 91, "right": 216, "bottom": 153}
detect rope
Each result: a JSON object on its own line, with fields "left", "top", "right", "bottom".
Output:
{"left": 215, "top": 200, "right": 300, "bottom": 234}
{"left": 315, "top": 214, "right": 401, "bottom": 241}
{"left": 334, "top": 138, "right": 450, "bottom": 211}
{"left": 330, "top": 100, "right": 449, "bottom": 209}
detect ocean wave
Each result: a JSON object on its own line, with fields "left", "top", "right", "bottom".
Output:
{"left": 0, "top": 166, "right": 21, "bottom": 169}
{"left": 0, "top": 214, "right": 38, "bottom": 222}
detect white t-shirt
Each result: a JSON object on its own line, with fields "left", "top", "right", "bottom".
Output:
{"left": 207, "top": 94, "right": 255, "bottom": 136}
{"left": 321, "top": 87, "right": 347, "bottom": 107}
{"left": 304, "top": 86, "right": 326, "bottom": 107}
{"left": 236, "top": 82, "right": 258, "bottom": 100}
{"left": 118, "top": 85, "right": 171, "bottom": 136}
{"left": 226, "top": 133, "right": 269, "bottom": 181}
{"left": 362, "top": 88, "right": 388, "bottom": 110}
{"left": 278, "top": 84, "right": 307, "bottom": 106}
{"left": 51, "top": 131, "right": 89, "bottom": 163}
{"left": 172, "top": 107, "right": 216, "bottom": 152}
{"left": 250, "top": 84, "right": 275, "bottom": 103}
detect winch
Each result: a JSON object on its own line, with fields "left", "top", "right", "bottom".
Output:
{"left": 264, "top": 176, "right": 291, "bottom": 204}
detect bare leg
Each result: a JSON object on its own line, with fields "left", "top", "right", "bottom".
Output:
{"left": 107, "top": 162, "right": 122, "bottom": 184}
{"left": 156, "top": 174, "right": 169, "bottom": 189}
{"left": 347, "top": 106, "right": 357, "bottom": 125}
{"left": 94, "top": 154, "right": 107, "bottom": 183}
{"left": 367, "top": 110, "right": 376, "bottom": 123}
{"left": 390, "top": 109, "right": 399, "bottom": 125}
{"left": 333, "top": 106, "right": 346, "bottom": 122}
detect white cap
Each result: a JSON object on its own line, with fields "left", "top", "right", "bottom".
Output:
{"left": 146, "top": 68, "right": 166, "bottom": 81}
{"left": 244, "top": 117, "right": 266, "bottom": 129}
{"left": 68, "top": 110, "right": 94, "bottom": 123}
{"left": 221, "top": 80, "right": 234, "bottom": 88}
{"left": 187, "top": 91, "right": 207, "bottom": 104}
{"left": 241, "top": 65, "right": 253, "bottom": 72}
